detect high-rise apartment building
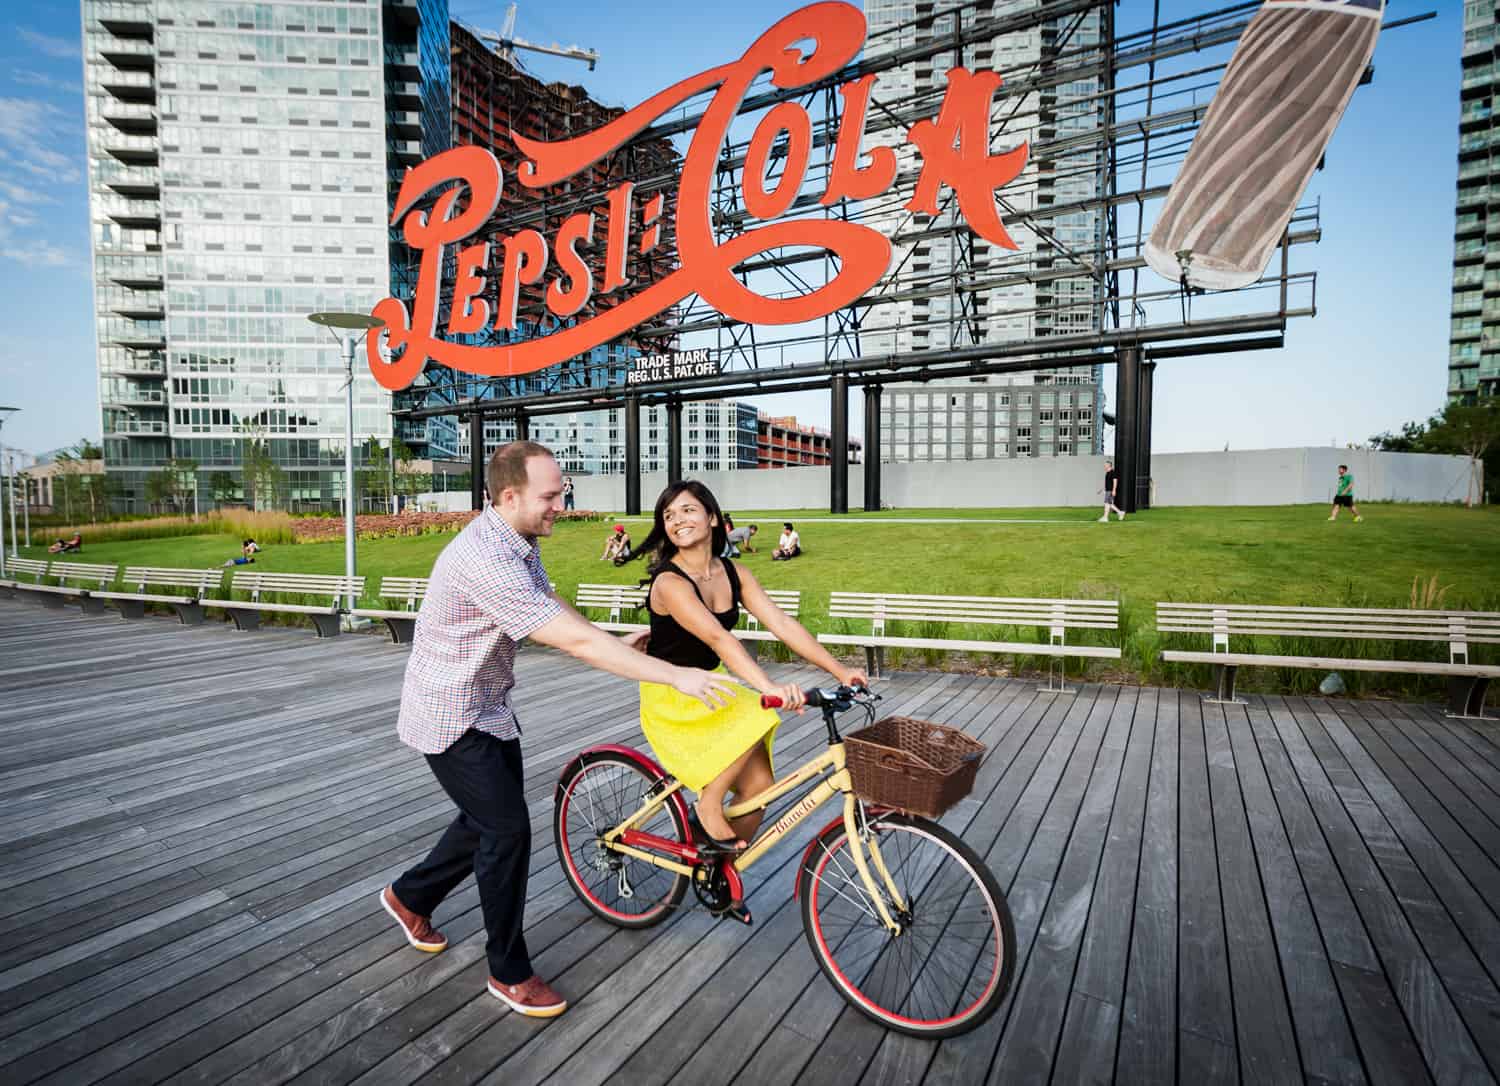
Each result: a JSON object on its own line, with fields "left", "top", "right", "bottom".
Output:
{"left": 1453, "top": 0, "right": 1500, "bottom": 404}
{"left": 861, "top": 0, "right": 1106, "bottom": 460}
{"left": 85, "top": 0, "right": 449, "bottom": 512}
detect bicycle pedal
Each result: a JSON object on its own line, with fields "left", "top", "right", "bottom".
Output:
{"left": 724, "top": 902, "right": 753, "bottom": 926}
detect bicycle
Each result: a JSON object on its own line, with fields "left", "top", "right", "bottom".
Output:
{"left": 552, "top": 684, "right": 1017, "bottom": 1037}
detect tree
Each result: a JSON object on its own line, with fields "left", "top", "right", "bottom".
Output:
{"left": 209, "top": 471, "right": 239, "bottom": 506}
{"left": 1427, "top": 402, "right": 1500, "bottom": 507}
{"left": 52, "top": 438, "right": 106, "bottom": 522}
{"left": 393, "top": 440, "right": 430, "bottom": 507}
{"left": 239, "top": 422, "right": 283, "bottom": 511}
{"left": 359, "top": 439, "right": 393, "bottom": 512}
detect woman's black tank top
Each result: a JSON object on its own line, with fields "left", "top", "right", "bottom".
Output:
{"left": 645, "top": 559, "right": 742, "bottom": 670}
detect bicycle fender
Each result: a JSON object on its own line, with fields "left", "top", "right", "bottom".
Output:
{"left": 554, "top": 745, "right": 691, "bottom": 827}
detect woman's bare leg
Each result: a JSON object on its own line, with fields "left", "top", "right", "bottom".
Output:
{"left": 696, "top": 742, "right": 760, "bottom": 843}
{"left": 727, "top": 744, "right": 774, "bottom": 841}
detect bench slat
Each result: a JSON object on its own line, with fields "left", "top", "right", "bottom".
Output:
{"left": 818, "top": 633, "right": 1121, "bottom": 658}
{"left": 1160, "top": 650, "right": 1500, "bottom": 677}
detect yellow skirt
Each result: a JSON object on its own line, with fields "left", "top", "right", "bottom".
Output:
{"left": 639, "top": 672, "right": 779, "bottom": 793}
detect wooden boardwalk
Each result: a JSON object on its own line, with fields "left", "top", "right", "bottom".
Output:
{"left": 0, "top": 598, "right": 1497, "bottom": 1085}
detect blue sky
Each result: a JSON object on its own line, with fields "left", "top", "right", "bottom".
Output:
{"left": 0, "top": 0, "right": 1459, "bottom": 462}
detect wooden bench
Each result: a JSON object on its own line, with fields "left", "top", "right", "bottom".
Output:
{"left": 203, "top": 572, "right": 366, "bottom": 638}
{"left": 0, "top": 558, "right": 51, "bottom": 598}
{"left": 90, "top": 566, "right": 226, "bottom": 625}
{"left": 24, "top": 561, "right": 120, "bottom": 612}
{"left": 351, "top": 576, "right": 430, "bottom": 644}
{"left": 735, "top": 589, "right": 802, "bottom": 658}
{"left": 816, "top": 591, "right": 1121, "bottom": 691}
{"left": 1157, "top": 602, "right": 1500, "bottom": 719}
{"left": 575, "top": 582, "right": 649, "bottom": 633}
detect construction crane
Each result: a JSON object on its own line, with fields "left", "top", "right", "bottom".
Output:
{"left": 475, "top": 3, "right": 599, "bottom": 71}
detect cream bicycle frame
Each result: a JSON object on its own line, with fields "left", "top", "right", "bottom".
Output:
{"left": 599, "top": 741, "right": 906, "bottom": 933}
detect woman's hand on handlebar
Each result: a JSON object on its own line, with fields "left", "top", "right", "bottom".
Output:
{"left": 836, "top": 667, "right": 871, "bottom": 691}
{"left": 759, "top": 683, "right": 806, "bottom": 711}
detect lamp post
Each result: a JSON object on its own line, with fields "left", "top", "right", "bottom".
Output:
{"left": 307, "top": 313, "right": 385, "bottom": 619}
{"left": 0, "top": 408, "right": 18, "bottom": 573}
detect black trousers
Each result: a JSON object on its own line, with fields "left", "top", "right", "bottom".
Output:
{"left": 392, "top": 729, "right": 533, "bottom": 984}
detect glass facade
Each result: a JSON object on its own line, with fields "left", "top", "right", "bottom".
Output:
{"left": 860, "top": 0, "right": 1105, "bottom": 458}
{"left": 85, "top": 0, "right": 447, "bottom": 511}
{"left": 1452, "top": 0, "right": 1500, "bottom": 403}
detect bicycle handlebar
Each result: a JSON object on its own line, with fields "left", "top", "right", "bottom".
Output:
{"left": 760, "top": 684, "right": 874, "bottom": 710}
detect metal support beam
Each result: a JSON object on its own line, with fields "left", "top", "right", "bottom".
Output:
{"left": 863, "top": 384, "right": 882, "bottom": 512}
{"left": 1136, "top": 360, "right": 1156, "bottom": 510}
{"left": 513, "top": 411, "right": 529, "bottom": 442}
{"left": 1113, "top": 346, "right": 1140, "bottom": 515}
{"left": 624, "top": 394, "right": 641, "bottom": 516}
{"left": 468, "top": 414, "right": 485, "bottom": 511}
{"left": 830, "top": 373, "right": 849, "bottom": 515}
{"left": 666, "top": 400, "right": 683, "bottom": 484}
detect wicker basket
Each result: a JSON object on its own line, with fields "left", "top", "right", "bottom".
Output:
{"left": 843, "top": 717, "right": 986, "bottom": 818}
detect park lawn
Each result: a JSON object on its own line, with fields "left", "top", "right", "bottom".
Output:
{"left": 20, "top": 502, "right": 1500, "bottom": 611}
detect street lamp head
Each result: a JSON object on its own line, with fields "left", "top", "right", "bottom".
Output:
{"left": 307, "top": 312, "right": 386, "bottom": 331}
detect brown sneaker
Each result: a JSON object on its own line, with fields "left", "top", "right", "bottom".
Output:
{"left": 379, "top": 886, "right": 447, "bottom": 953}
{"left": 487, "top": 975, "right": 568, "bottom": 1018}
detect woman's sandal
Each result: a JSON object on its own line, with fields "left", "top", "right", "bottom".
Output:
{"left": 688, "top": 804, "right": 748, "bottom": 854}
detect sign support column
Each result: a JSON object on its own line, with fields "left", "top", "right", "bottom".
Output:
{"left": 624, "top": 393, "right": 641, "bottom": 516}
{"left": 830, "top": 373, "right": 849, "bottom": 515}
{"left": 1136, "top": 360, "right": 1155, "bottom": 509}
{"left": 1114, "top": 346, "right": 1140, "bottom": 514}
{"left": 666, "top": 401, "right": 683, "bottom": 484}
{"left": 863, "top": 384, "right": 881, "bottom": 512}
{"left": 468, "top": 413, "right": 485, "bottom": 510}
{"left": 513, "top": 411, "right": 529, "bottom": 442}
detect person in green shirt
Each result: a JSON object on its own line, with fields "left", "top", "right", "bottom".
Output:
{"left": 1328, "top": 464, "right": 1362, "bottom": 522}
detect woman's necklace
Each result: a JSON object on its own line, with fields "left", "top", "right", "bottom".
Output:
{"left": 678, "top": 556, "right": 715, "bottom": 584}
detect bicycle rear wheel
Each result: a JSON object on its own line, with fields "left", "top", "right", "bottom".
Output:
{"left": 799, "top": 811, "right": 1015, "bottom": 1038}
{"left": 554, "top": 750, "right": 689, "bottom": 928}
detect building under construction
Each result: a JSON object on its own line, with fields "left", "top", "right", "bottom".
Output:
{"left": 396, "top": 23, "right": 681, "bottom": 461}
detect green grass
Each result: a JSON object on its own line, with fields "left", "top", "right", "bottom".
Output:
{"left": 16, "top": 502, "right": 1500, "bottom": 695}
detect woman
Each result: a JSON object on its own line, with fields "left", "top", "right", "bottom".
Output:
{"left": 622, "top": 481, "right": 866, "bottom": 850}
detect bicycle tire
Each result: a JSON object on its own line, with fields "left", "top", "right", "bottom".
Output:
{"left": 798, "top": 811, "right": 1015, "bottom": 1038}
{"left": 554, "top": 750, "right": 690, "bottom": 929}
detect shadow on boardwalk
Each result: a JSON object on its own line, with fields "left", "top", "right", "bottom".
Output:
{"left": 0, "top": 599, "right": 1496, "bottom": 1085}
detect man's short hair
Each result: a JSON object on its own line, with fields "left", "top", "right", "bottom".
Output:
{"left": 1338, "top": 464, "right": 1347, "bottom": 471}
{"left": 487, "top": 440, "right": 554, "bottom": 500}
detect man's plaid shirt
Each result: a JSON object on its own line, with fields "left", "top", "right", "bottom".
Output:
{"left": 397, "top": 505, "right": 562, "bottom": 754}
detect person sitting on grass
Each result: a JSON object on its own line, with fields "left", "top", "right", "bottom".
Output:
{"left": 600, "top": 524, "right": 631, "bottom": 562}
{"left": 47, "top": 532, "right": 82, "bottom": 554}
{"left": 770, "top": 522, "right": 801, "bottom": 561}
{"left": 620, "top": 481, "right": 867, "bottom": 862}
{"left": 222, "top": 538, "right": 261, "bottom": 567}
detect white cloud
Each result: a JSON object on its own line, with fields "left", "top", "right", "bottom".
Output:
{"left": 0, "top": 239, "right": 74, "bottom": 266}
{"left": 12, "top": 70, "right": 83, "bottom": 95}
{"left": 0, "top": 97, "right": 83, "bottom": 186}
{"left": 17, "top": 28, "right": 81, "bottom": 60}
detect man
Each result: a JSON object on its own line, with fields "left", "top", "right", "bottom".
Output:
{"left": 380, "top": 441, "right": 732, "bottom": 1018}
{"left": 1099, "top": 460, "right": 1125, "bottom": 522}
{"left": 723, "top": 523, "right": 757, "bottom": 557}
{"left": 1328, "top": 463, "right": 1362, "bottom": 522}
{"left": 562, "top": 475, "right": 575, "bottom": 511}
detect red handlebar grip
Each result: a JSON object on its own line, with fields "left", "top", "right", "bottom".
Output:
{"left": 760, "top": 695, "right": 784, "bottom": 709}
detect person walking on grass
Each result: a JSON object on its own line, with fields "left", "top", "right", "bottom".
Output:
{"left": 1328, "top": 464, "right": 1362, "bottom": 522}
{"left": 1099, "top": 459, "right": 1125, "bottom": 522}
{"left": 379, "top": 441, "right": 732, "bottom": 1020}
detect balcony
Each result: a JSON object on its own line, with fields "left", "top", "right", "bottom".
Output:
{"left": 99, "top": 37, "right": 154, "bottom": 69}
{"left": 113, "top": 329, "right": 166, "bottom": 349}
{"left": 111, "top": 288, "right": 165, "bottom": 319}
{"left": 384, "top": 45, "right": 420, "bottom": 81}
{"left": 96, "top": 1, "right": 152, "bottom": 36}
{"left": 102, "top": 100, "right": 157, "bottom": 135}
{"left": 389, "top": 139, "right": 422, "bottom": 164}
{"left": 99, "top": 194, "right": 161, "bottom": 229}
{"left": 99, "top": 68, "right": 154, "bottom": 102}
{"left": 387, "top": 80, "right": 420, "bottom": 108}
{"left": 106, "top": 417, "right": 168, "bottom": 436}
{"left": 101, "top": 163, "right": 160, "bottom": 197}
{"left": 103, "top": 132, "right": 159, "bottom": 166}
{"left": 112, "top": 354, "right": 166, "bottom": 377}
{"left": 386, "top": 109, "right": 421, "bottom": 138}
{"left": 113, "top": 387, "right": 166, "bottom": 406}
{"left": 100, "top": 253, "right": 163, "bottom": 289}
{"left": 383, "top": 0, "right": 421, "bottom": 31}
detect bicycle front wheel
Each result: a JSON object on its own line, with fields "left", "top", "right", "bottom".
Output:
{"left": 799, "top": 811, "right": 1015, "bottom": 1038}
{"left": 554, "top": 750, "right": 689, "bottom": 929}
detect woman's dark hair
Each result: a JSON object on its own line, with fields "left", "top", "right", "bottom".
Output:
{"left": 784, "top": 522, "right": 794, "bottom": 531}
{"left": 621, "top": 480, "right": 729, "bottom": 579}
{"left": 243, "top": 538, "right": 255, "bottom": 546}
